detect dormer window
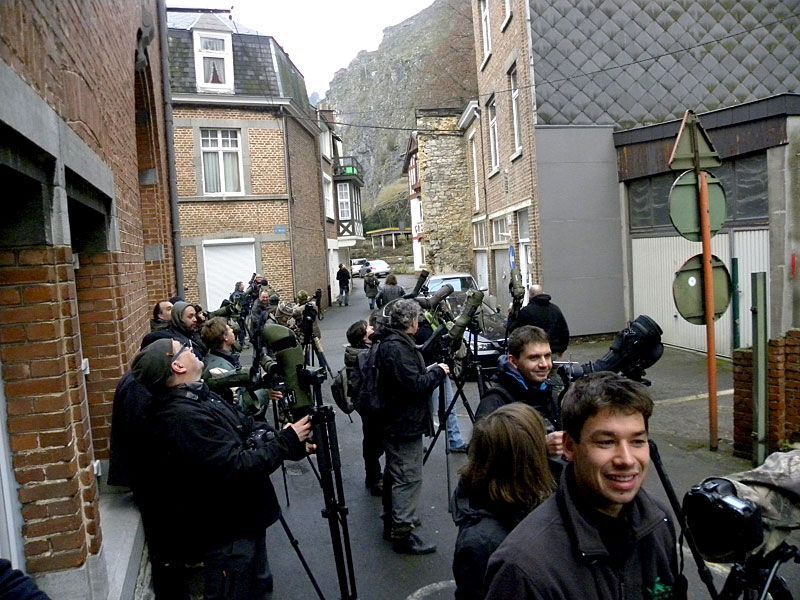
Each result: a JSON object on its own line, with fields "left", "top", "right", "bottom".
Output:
{"left": 193, "top": 30, "right": 234, "bottom": 93}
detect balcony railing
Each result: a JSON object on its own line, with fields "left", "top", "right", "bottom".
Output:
{"left": 334, "top": 156, "right": 363, "bottom": 178}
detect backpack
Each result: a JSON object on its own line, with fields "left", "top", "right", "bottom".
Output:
{"left": 351, "top": 342, "right": 384, "bottom": 415}
{"left": 330, "top": 368, "right": 355, "bottom": 414}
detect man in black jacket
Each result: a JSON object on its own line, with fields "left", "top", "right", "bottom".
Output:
{"left": 336, "top": 264, "right": 351, "bottom": 306}
{"left": 376, "top": 299, "right": 449, "bottom": 554}
{"left": 131, "top": 338, "right": 313, "bottom": 599}
{"left": 508, "top": 284, "right": 570, "bottom": 355}
{"left": 475, "top": 326, "right": 564, "bottom": 458}
{"left": 484, "top": 372, "right": 682, "bottom": 599}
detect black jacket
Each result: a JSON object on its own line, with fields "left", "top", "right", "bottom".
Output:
{"left": 139, "top": 383, "right": 306, "bottom": 558}
{"left": 140, "top": 324, "right": 206, "bottom": 360}
{"left": 375, "top": 328, "right": 445, "bottom": 440}
{"left": 475, "top": 356, "right": 560, "bottom": 429}
{"left": 451, "top": 481, "right": 527, "bottom": 600}
{"left": 336, "top": 268, "right": 351, "bottom": 288}
{"left": 484, "top": 465, "right": 681, "bottom": 599}
{"left": 509, "top": 294, "right": 570, "bottom": 354}
{"left": 108, "top": 372, "right": 152, "bottom": 488}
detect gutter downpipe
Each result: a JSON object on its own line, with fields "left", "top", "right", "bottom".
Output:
{"left": 157, "top": 0, "right": 184, "bottom": 296}
{"left": 281, "top": 107, "right": 298, "bottom": 294}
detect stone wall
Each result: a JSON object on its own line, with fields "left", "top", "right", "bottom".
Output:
{"left": 417, "top": 111, "right": 472, "bottom": 274}
{"left": 733, "top": 329, "right": 800, "bottom": 459}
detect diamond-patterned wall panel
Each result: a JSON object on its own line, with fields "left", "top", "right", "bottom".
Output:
{"left": 529, "top": 0, "right": 800, "bottom": 128}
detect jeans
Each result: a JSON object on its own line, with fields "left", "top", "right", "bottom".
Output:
{"left": 383, "top": 436, "right": 423, "bottom": 538}
{"left": 430, "top": 377, "right": 467, "bottom": 449}
{"left": 339, "top": 286, "right": 349, "bottom": 306}
{"left": 368, "top": 296, "right": 376, "bottom": 310}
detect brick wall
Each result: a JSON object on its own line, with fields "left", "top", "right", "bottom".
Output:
{"left": 286, "top": 117, "right": 329, "bottom": 300}
{"left": 471, "top": 0, "right": 542, "bottom": 281}
{"left": 733, "top": 329, "right": 800, "bottom": 458}
{"left": 0, "top": 0, "right": 175, "bottom": 579}
{"left": 0, "top": 246, "right": 102, "bottom": 571}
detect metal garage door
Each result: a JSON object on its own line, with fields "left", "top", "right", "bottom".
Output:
{"left": 203, "top": 238, "right": 257, "bottom": 310}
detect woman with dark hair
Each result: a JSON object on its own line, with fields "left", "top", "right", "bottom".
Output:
{"left": 451, "top": 403, "right": 555, "bottom": 600}
{"left": 375, "top": 273, "right": 405, "bottom": 308}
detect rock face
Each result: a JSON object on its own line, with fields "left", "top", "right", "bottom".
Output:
{"left": 325, "top": 0, "right": 477, "bottom": 209}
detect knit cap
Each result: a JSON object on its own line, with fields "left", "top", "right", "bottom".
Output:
{"left": 131, "top": 338, "right": 175, "bottom": 391}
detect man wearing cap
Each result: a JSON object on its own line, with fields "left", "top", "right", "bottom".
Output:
{"left": 141, "top": 300, "right": 206, "bottom": 359}
{"left": 131, "top": 338, "right": 313, "bottom": 599}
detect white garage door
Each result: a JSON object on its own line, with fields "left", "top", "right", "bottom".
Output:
{"left": 203, "top": 238, "right": 257, "bottom": 310}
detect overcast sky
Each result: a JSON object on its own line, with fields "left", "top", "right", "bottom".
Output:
{"left": 166, "top": 0, "right": 436, "bottom": 97}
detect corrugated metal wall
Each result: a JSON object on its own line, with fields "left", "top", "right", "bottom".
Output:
{"left": 631, "top": 230, "right": 769, "bottom": 357}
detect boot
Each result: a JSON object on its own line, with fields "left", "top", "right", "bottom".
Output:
{"left": 392, "top": 532, "right": 436, "bottom": 555}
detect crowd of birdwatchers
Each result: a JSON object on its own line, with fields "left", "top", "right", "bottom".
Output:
{"left": 105, "top": 267, "right": 681, "bottom": 600}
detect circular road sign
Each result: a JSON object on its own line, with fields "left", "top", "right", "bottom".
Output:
{"left": 672, "top": 254, "right": 732, "bottom": 325}
{"left": 669, "top": 170, "right": 727, "bottom": 242}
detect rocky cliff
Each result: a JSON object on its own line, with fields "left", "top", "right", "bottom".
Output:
{"left": 325, "top": 0, "right": 477, "bottom": 209}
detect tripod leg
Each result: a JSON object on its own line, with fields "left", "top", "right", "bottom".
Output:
{"left": 272, "top": 395, "right": 290, "bottom": 507}
{"left": 278, "top": 514, "right": 326, "bottom": 600}
{"left": 313, "top": 413, "right": 357, "bottom": 599}
{"left": 423, "top": 381, "right": 447, "bottom": 464}
{"left": 452, "top": 376, "right": 476, "bottom": 424}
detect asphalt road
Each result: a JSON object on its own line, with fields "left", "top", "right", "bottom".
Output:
{"left": 258, "top": 274, "right": 799, "bottom": 600}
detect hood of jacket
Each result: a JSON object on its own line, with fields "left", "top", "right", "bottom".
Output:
{"left": 170, "top": 301, "right": 195, "bottom": 336}
{"left": 531, "top": 293, "right": 552, "bottom": 306}
{"left": 494, "top": 354, "right": 530, "bottom": 394}
{"left": 451, "top": 481, "right": 498, "bottom": 527}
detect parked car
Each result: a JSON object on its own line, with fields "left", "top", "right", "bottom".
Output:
{"left": 422, "top": 273, "right": 505, "bottom": 371}
{"left": 359, "top": 259, "right": 391, "bottom": 278}
{"left": 351, "top": 258, "right": 367, "bottom": 277}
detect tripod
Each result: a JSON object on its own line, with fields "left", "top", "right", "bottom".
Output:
{"left": 303, "top": 366, "right": 358, "bottom": 600}
{"left": 422, "top": 327, "right": 482, "bottom": 467}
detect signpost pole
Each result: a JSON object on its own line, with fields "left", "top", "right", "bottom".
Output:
{"left": 692, "top": 125, "right": 718, "bottom": 451}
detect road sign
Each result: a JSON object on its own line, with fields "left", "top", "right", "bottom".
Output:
{"left": 508, "top": 245, "right": 516, "bottom": 270}
{"left": 673, "top": 254, "right": 732, "bottom": 325}
{"left": 669, "top": 170, "right": 727, "bottom": 242}
{"left": 669, "top": 111, "right": 721, "bottom": 171}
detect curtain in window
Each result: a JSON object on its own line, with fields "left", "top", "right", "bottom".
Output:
{"left": 203, "top": 152, "right": 221, "bottom": 193}
{"left": 223, "top": 152, "right": 240, "bottom": 192}
{"left": 203, "top": 57, "right": 225, "bottom": 84}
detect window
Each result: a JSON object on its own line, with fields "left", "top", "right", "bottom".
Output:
{"left": 473, "top": 221, "right": 487, "bottom": 247}
{"left": 509, "top": 66, "right": 522, "bottom": 153}
{"left": 337, "top": 183, "right": 351, "bottom": 220}
{"left": 480, "top": 0, "right": 492, "bottom": 59}
{"left": 323, "top": 174, "right": 334, "bottom": 219}
{"left": 200, "top": 129, "right": 242, "bottom": 195}
{"left": 488, "top": 98, "right": 499, "bottom": 171}
{"left": 516, "top": 209, "right": 529, "bottom": 241}
{"left": 408, "top": 154, "right": 418, "bottom": 193}
{"left": 470, "top": 133, "right": 480, "bottom": 211}
{"left": 502, "top": 0, "right": 513, "bottom": 29}
{"left": 193, "top": 31, "right": 234, "bottom": 93}
{"left": 320, "top": 129, "right": 332, "bottom": 159}
{"left": 491, "top": 216, "right": 508, "bottom": 243}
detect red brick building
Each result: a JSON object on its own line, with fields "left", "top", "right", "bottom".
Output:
{"left": 167, "top": 8, "right": 329, "bottom": 309}
{"left": 0, "top": 0, "right": 177, "bottom": 596}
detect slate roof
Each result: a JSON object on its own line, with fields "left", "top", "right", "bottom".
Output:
{"left": 529, "top": 0, "right": 800, "bottom": 129}
{"left": 167, "top": 9, "right": 313, "bottom": 121}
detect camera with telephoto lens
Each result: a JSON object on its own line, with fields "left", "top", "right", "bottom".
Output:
{"left": 683, "top": 477, "right": 764, "bottom": 563}
{"left": 556, "top": 314, "right": 664, "bottom": 386}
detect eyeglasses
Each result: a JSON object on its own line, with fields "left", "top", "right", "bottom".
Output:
{"left": 171, "top": 340, "right": 193, "bottom": 363}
